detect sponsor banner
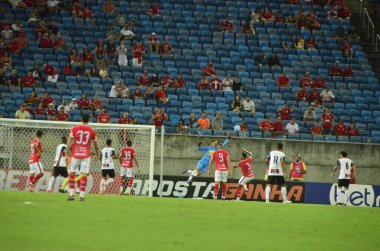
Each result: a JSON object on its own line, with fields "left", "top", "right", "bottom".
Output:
{"left": 305, "top": 182, "right": 380, "bottom": 207}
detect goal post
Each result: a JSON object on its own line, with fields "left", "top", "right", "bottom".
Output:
{"left": 0, "top": 118, "right": 158, "bottom": 197}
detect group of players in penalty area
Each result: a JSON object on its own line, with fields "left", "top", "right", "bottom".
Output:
{"left": 27, "top": 114, "right": 356, "bottom": 204}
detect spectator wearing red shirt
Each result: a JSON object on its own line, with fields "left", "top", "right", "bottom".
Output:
{"left": 78, "top": 94, "right": 91, "bottom": 110}
{"left": 274, "top": 12, "right": 285, "bottom": 23}
{"left": 273, "top": 117, "right": 285, "bottom": 136}
{"left": 22, "top": 72, "right": 36, "bottom": 87}
{"left": 278, "top": 103, "right": 293, "bottom": 120}
{"left": 198, "top": 77, "right": 209, "bottom": 90}
{"left": 329, "top": 61, "right": 342, "bottom": 77}
{"left": 91, "top": 96, "right": 102, "bottom": 112}
{"left": 42, "top": 91, "right": 54, "bottom": 108}
{"left": 139, "top": 70, "right": 150, "bottom": 86}
{"left": 310, "top": 121, "right": 323, "bottom": 135}
{"left": 308, "top": 88, "right": 320, "bottom": 104}
{"left": 347, "top": 122, "right": 359, "bottom": 137}
{"left": 321, "top": 108, "right": 334, "bottom": 134}
{"left": 158, "top": 39, "right": 173, "bottom": 56}
{"left": 289, "top": 0, "right": 299, "bottom": 4}
{"left": 39, "top": 32, "right": 53, "bottom": 48}
{"left": 97, "top": 108, "right": 110, "bottom": 123}
{"left": 242, "top": 21, "right": 255, "bottom": 34}
{"left": 8, "top": 38, "right": 21, "bottom": 53}
{"left": 328, "top": 8, "right": 338, "bottom": 19}
{"left": 43, "top": 63, "right": 58, "bottom": 83}
{"left": 202, "top": 61, "right": 215, "bottom": 76}
{"left": 337, "top": 6, "right": 351, "bottom": 19}
{"left": 15, "top": 33, "right": 29, "bottom": 49}
{"left": 148, "top": 32, "right": 159, "bottom": 53}
{"left": 155, "top": 86, "right": 168, "bottom": 105}
{"left": 53, "top": 36, "right": 65, "bottom": 49}
{"left": 219, "top": 17, "right": 234, "bottom": 32}
{"left": 46, "top": 103, "right": 57, "bottom": 120}
{"left": 334, "top": 118, "right": 347, "bottom": 136}
{"left": 82, "top": 47, "right": 92, "bottom": 64}
{"left": 259, "top": 116, "right": 274, "bottom": 133}
{"left": 82, "top": 6, "right": 94, "bottom": 20}
{"left": 340, "top": 39, "right": 353, "bottom": 58}
{"left": 240, "top": 120, "right": 248, "bottom": 131}
{"left": 71, "top": 1, "right": 82, "bottom": 18}
{"left": 343, "top": 64, "right": 352, "bottom": 77}
{"left": 306, "top": 37, "right": 317, "bottom": 50}
{"left": 160, "top": 72, "right": 173, "bottom": 88}
{"left": 296, "top": 87, "right": 308, "bottom": 102}
{"left": 63, "top": 62, "right": 74, "bottom": 76}
{"left": 118, "top": 112, "right": 132, "bottom": 124}
{"left": 209, "top": 75, "right": 222, "bottom": 90}
{"left": 277, "top": 73, "right": 290, "bottom": 87}
{"left": 56, "top": 107, "right": 69, "bottom": 121}
{"left": 261, "top": 9, "right": 273, "bottom": 22}
{"left": 173, "top": 74, "right": 185, "bottom": 89}
{"left": 151, "top": 108, "right": 167, "bottom": 127}
{"left": 34, "top": 103, "right": 45, "bottom": 116}
{"left": 132, "top": 41, "right": 145, "bottom": 67}
{"left": 147, "top": 2, "right": 160, "bottom": 16}
{"left": 299, "top": 72, "right": 312, "bottom": 88}
{"left": 313, "top": 75, "right": 326, "bottom": 89}
{"left": 94, "top": 41, "right": 105, "bottom": 63}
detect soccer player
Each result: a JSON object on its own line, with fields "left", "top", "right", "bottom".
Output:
{"left": 47, "top": 136, "right": 68, "bottom": 192}
{"left": 99, "top": 139, "right": 118, "bottom": 194}
{"left": 208, "top": 145, "right": 231, "bottom": 200}
{"left": 289, "top": 154, "right": 306, "bottom": 182}
{"left": 233, "top": 148, "right": 254, "bottom": 200}
{"left": 331, "top": 151, "right": 356, "bottom": 206}
{"left": 119, "top": 140, "right": 140, "bottom": 195}
{"left": 265, "top": 143, "right": 292, "bottom": 203}
{"left": 28, "top": 130, "right": 44, "bottom": 192}
{"left": 183, "top": 134, "right": 231, "bottom": 183}
{"left": 66, "top": 114, "right": 100, "bottom": 201}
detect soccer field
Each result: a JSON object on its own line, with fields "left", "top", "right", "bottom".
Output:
{"left": 0, "top": 191, "right": 379, "bottom": 251}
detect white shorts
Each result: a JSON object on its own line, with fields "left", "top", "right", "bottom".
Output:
{"left": 70, "top": 157, "right": 91, "bottom": 174}
{"left": 29, "top": 162, "right": 44, "bottom": 174}
{"left": 118, "top": 55, "right": 128, "bottom": 66}
{"left": 132, "top": 58, "right": 142, "bottom": 67}
{"left": 238, "top": 176, "right": 254, "bottom": 185}
{"left": 121, "top": 167, "right": 134, "bottom": 178}
{"left": 215, "top": 171, "right": 228, "bottom": 182}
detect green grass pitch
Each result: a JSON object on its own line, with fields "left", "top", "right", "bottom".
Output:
{"left": 0, "top": 191, "right": 379, "bottom": 251}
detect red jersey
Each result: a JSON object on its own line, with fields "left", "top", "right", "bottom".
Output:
{"left": 343, "top": 68, "right": 352, "bottom": 77}
{"left": 22, "top": 76, "right": 36, "bottom": 87}
{"left": 314, "top": 79, "right": 326, "bottom": 88}
{"left": 299, "top": 76, "right": 312, "bottom": 87}
{"left": 259, "top": 121, "right": 274, "bottom": 132}
{"left": 297, "top": 90, "right": 308, "bottom": 100}
{"left": 240, "top": 125, "right": 248, "bottom": 131}
{"left": 152, "top": 113, "right": 167, "bottom": 127}
{"left": 290, "top": 161, "right": 306, "bottom": 180}
{"left": 56, "top": 112, "right": 69, "bottom": 121}
{"left": 330, "top": 66, "right": 342, "bottom": 76}
{"left": 279, "top": 107, "right": 291, "bottom": 120}
{"left": 161, "top": 76, "right": 173, "bottom": 86}
{"left": 278, "top": 76, "right": 289, "bottom": 86}
{"left": 150, "top": 6, "right": 160, "bottom": 15}
{"left": 46, "top": 108, "right": 57, "bottom": 116}
{"left": 42, "top": 97, "right": 54, "bottom": 107}
{"left": 35, "top": 107, "right": 45, "bottom": 115}
{"left": 29, "top": 138, "right": 42, "bottom": 163}
{"left": 262, "top": 11, "right": 273, "bottom": 20}
{"left": 238, "top": 157, "right": 254, "bottom": 178}
{"left": 322, "top": 114, "right": 334, "bottom": 129}
{"left": 347, "top": 128, "right": 359, "bottom": 136}
{"left": 139, "top": 75, "right": 149, "bottom": 86}
{"left": 39, "top": 37, "right": 53, "bottom": 48}
{"left": 120, "top": 147, "right": 136, "bottom": 168}
{"left": 210, "top": 78, "right": 222, "bottom": 90}
{"left": 334, "top": 124, "right": 347, "bottom": 136}
{"left": 198, "top": 80, "right": 209, "bottom": 90}
{"left": 308, "top": 91, "right": 320, "bottom": 102}
{"left": 155, "top": 90, "right": 167, "bottom": 101}
{"left": 78, "top": 99, "right": 90, "bottom": 109}
{"left": 132, "top": 44, "right": 145, "bottom": 58}
{"left": 118, "top": 117, "right": 132, "bottom": 124}
{"left": 220, "top": 21, "right": 233, "bottom": 31}
{"left": 213, "top": 149, "right": 229, "bottom": 171}
{"left": 70, "top": 124, "right": 97, "bottom": 159}
{"left": 98, "top": 113, "right": 110, "bottom": 123}
{"left": 273, "top": 122, "right": 284, "bottom": 133}
{"left": 91, "top": 100, "right": 102, "bottom": 110}
{"left": 202, "top": 66, "right": 215, "bottom": 76}
{"left": 64, "top": 66, "right": 73, "bottom": 75}
{"left": 311, "top": 126, "right": 322, "bottom": 134}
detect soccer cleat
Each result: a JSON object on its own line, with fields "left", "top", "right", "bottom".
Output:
{"left": 119, "top": 187, "right": 124, "bottom": 195}
{"left": 182, "top": 169, "right": 190, "bottom": 174}
{"left": 58, "top": 189, "right": 66, "bottom": 193}
{"left": 265, "top": 200, "right": 270, "bottom": 203}
{"left": 236, "top": 198, "right": 241, "bottom": 201}
{"left": 221, "top": 196, "right": 226, "bottom": 200}
{"left": 46, "top": 189, "right": 53, "bottom": 193}
{"left": 28, "top": 183, "right": 35, "bottom": 192}
{"left": 67, "top": 196, "right": 74, "bottom": 201}
{"left": 79, "top": 197, "right": 85, "bottom": 201}
{"left": 213, "top": 196, "right": 217, "bottom": 200}
{"left": 283, "top": 200, "right": 292, "bottom": 204}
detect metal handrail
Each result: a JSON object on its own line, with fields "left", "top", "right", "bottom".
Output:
{"left": 362, "top": 8, "right": 375, "bottom": 43}
{"left": 376, "top": 34, "right": 380, "bottom": 52}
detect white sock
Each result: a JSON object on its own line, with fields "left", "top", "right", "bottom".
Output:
{"left": 345, "top": 189, "right": 349, "bottom": 204}
{"left": 187, "top": 174, "right": 195, "bottom": 182}
{"left": 106, "top": 178, "right": 114, "bottom": 185}
{"left": 336, "top": 187, "right": 341, "bottom": 203}
{"left": 69, "top": 188, "right": 74, "bottom": 196}
{"left": 340, "top": 190, "right": 346, "bottom": 204}
{"left": 265, "top": 186, "right": 271, "bottom": 202}
{"left": 281, "top": 187, "right": 288, "bottom": 202}
{"left": 126, "top": 186, "right": 131, "bottom": 193}
{"left": 80, "top": 191, "right": 85, "bottom": 198}
{"left": 186, "top": 170, "right": 193, "bottom": 174}
{"left": 48, "top": 176, "right": 55, "bottom": 190}
{"left": 100, "top": 179, "right": 105, "bottom": 192}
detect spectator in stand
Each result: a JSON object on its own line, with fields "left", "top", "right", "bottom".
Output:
{"left": 147, "top": 2, "right": 161, "bottom": 16}
{"left": 303, "top": 107, "right": 317, "bottom": 124}
{"left": 277, "top": 73, "right": 290, "bottom": 87}
{"left": 0, "top": 69, "right": 7, "bottom": 86}
{"left": 240, "top": 120, "right": 248, "bottom": 131}
{"left": 273, "top": 117, "right": 286, "bottom": 136}
{"left": 329, "top": 61, "right": 343, "bottom": 77}
{"left": 308, "top": 88, "right": 320, "bottom": 105}
{"left": 286, "top": 15, "right": 296, "bottom": 24}
{"left": 334, "top": 118, "right": 347, "bottom": 136}
{"left": 289, "top": 0, "right": 299, "bottom": 4}
{"left": 46, "top": 103, "right": 57, "bottom": 120}
{"left": 34, "top": 103, "right": 46, "bottom": 117}
{"left": 313, "top": 74, "right": 326, "bottom": 89}
{"left": 69, "top": 98, "right": 79, "bottom": 111}
{"left": 340, "top": 38, "right": 353, "bottom": 58}
{"left": 109, "top": 81, "right": 129, "bottom": 98}
{"left": 115, "top": 42, "right": 128, "bottom": 67}
{"left": 8, "top": 38, "right": 21, "bottom": 53}
{"left": 334, "top": 21, "right": 347, "bottom": 39}
{"left": 151, "top": 108, "right": 167, "bottom": 128}
{"left": 297, "top": 15, "right": 309, "bottom": 30}
{"left": 268, "top": 53, "right": 280, "bottom": 69}
{"left": 30, "top": 64, "right": 41, "bottom": 82}
{"left": 251, "top": 8, "right": 262, "bottom": 22}
{"left": 57, "top": 100, "right": 70, "bottom": 113}
{"left": 148, "top": 32, "right": 159, "bottom": 53}
{"left": 11, "top": 20, "right": 23, "bottom": 35}
{"left": 296, "top": 87, "right": 309, "bottom": 102}
{"left": 347, "top": 122, "right": 359, "bottom": 137}
{"left": 306, "top": 36, "right": 317, "bottom": 50}
{"left": 155, "top": 86, "right": 169, "bottom": 106}
{"left": 202, "top": 61, "right": 216, "bottom": 76}
{"left": 47, "top": 0, "right": 60, "bottom": 14}
{"left": 132, "top": 41, "right": 145, "bottom": 67}
{"left": 198, "top": 112, "right": 211, "bottom": 130}
{"left": 97, "top": 108, "right": 111, "bottom": 124}
{"left": 222, "top": 73, "right": 233, "bottom": 91}
{"left": 63, "top": 62, "right": 74, "bottom": 76}
{"left": 38, "top": 32, "right": 53, "bottom": 48}
{"left": 114, "top": 11, "right": 126, "bottom": 27}
{"left": 198, "top": 77, "right": 209, "bottom": 90}
{"left": 321, "top": 108, "right": 334, "bottom": 134}
{"left": 56, "top": 107, "right": 69, "bottom": 121}
{"left": 26, "top": 91, "right": 41, "bottom": 105}
{"left": 255, "top": 52, "right": 268, "bottom": 67}
{"left": 231, "top": 96, "right": 242, "bottom": 112}
{"left": 144, "top": 86, "right": 156, "bottom": 101}
{"left": 328, "top": 7, "right": 338, "bottom": 19}
{"left": 209, "top": 75, "right": 222, "bottom": 90}
{"left": 232, "top": 76, "right": 242, "bottom": 91}
{"left": 106, "top": 26, "right": 120, "bottom": 43}
{"left": 71, "top": 1, "right": 82, "bottom": 18}
{"left": 82, "top": 47, "right": 92, "bottom": 64}
{"left": 242, "top": 21, "right": 255, "bottom": 34}
{"left": 150, "top": 72, "right": 160, "bottom": 87}
{"left": 286, "top": 118, "right": 300, "bottom": 134}
{"left": 320, "top": 87, "right": 335, "bottom": 104}
{"left": 220, "top": 17, "right": 234, "bottom": 32}
{"left": 8, "top": 69, "right": 21, "bottom": 87}
{"left": 15, "top": 105, "right": 31, "bottom": 119}
{"left": 94, "top": 41, "right": 106, "bottom": 65}
{"left": 78, "top": 93, "right": 91, "bottom": 110}
{"left": 337, "top": 5, "right": 351, "bottom": 19}
{"left": 91, "top": 96, "right": 102, "bottom": 112}
{"left": 69, "top": 49, "right": 81, "bottom": 65}
{"left": 22, "top": 72, "right": 36, "bottom": 88}
{"left": 43, "top": 63, "right": 58, "bottom": 83}
{"left": 0, "top": 51, "right": 12, "bottom": 69}
{"left": 299, "top": 72, "right": 312, "bottom": 88}
{"left": 53, "top": 35, "right": 65, "bottom": 49}
{"left": 120, "top": 25, "right": 135, "bottom": 42}
{"left": 189, "top": 112, "right": 197, "bottom": 127}
{"left": 103, "top": 0, "right": 116, "bottom": 14}
{"left": 158, "top": 38, "right": 173, "bottom": 56}
{"left": 310, "top": 121, "right": 323, "bottom": 134}
{"left": 132, "top": 87, "right": 143, "bottom": 100}
{"left": 212, "top": 112, "right": 224, "bottom": 130}
{"left": 274, "top": 12, "right": 285, "bottom": 22}
{"left": 1, "top": 25, "right": 13, "bottom": 45}
{"left": 261, "top": 8, "right": 273, "bottom": 22}
{"left": 160, "top": 72, "right": 173, "bottom": 88}
{"left": 173, "top": 74, "right": 185, "bottom": 89}
{"left": 15, "top": 32, "right": 29, "bottom": 50}
{"left": 259, "top": 116, "right": 274, "bottom": 133}
{"left": 307, "top": 12, "right": 321, "bottom": 30}
{"left": 138, "top": 70, "right": 150, "bottom": 86}
{"left": 293, "top": 35, "right": 305, "bottom": 50}
{"left": 278, "top": 103, "right": 293, "bottom": 120}
{"left": 82, "top": 6, "right": 94, "bottom": 21}
{"left": 176, "top": 119, "right": 189, "bottom": 134}
{"left": 98, "top": 65, "right": 109, "bottom": 79}
{"left": 241, "top": 96, "right": 255, "bottom": 116}
{"left": 132, "top": 117, "right": 139, "bottom": 125}
{"left": 118, "top": 112, "right": 132, "bottom": 124}
{"left": 106, "top": 42, "right": 116, "bottom": 65}
{"left": 343, "top": 64, "right": 352, "bottom": 78}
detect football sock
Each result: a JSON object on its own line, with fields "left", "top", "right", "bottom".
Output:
{"left": 236, "top": 186, "right": 242, "bottom": 199}
{"left": 60, "top": 178, "right": 69, "bottom": 190}
{"left": 214, "top": 184, "right": 219, "bottom": 198}
{"left": 33, "top": 173, "right": 43, "bottom": 184}
{"left": 100, "top": 179, "right": 105, "bottom": 192}
{"left": 68, "top": 173, "right": 75, "bottom": 196}
{"left": 75, "top": 175, "right": 82, "bottom": 188}
{"left": 345, "top": 190, "right": 349, "bottom": 204}
{"left": 48, "top": 176, "right": 55, "bottom": 190}
{"left": 221, "top": 183, "right": 227, "bottom": 197}
{"left": 120, "top": 178, "right": 125, "bottom": 192}
{"left": 281, "top": 187, "right": 288, "bottom": 202}
{"left": 340, "top": 190, "right": 346, "bottom": 204}
{"left": 79, "top": 176, "right": 87, "bottom": 198}
{"left": 336, "top": 188, "right": 341, "bottom": 203}
{"left": 265, "top": 187, "right": 271, "bottom": 202}
{"left": 186, "top": 170, "right": 193, "bottom": 174}
{"left": 28, "top": 175, "right": 34, "bottom": 184}
{"left": 127, "top": 178, "right": 133, "bottom": 188}
{"left": 106, "top": 178, "right": 114, "bottom": 185}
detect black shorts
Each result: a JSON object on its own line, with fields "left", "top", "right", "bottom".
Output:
{"left": 338, "top": 179, "right": 350, "bottom": 188}
{"left": 102, "top": 169, "right": 115, "bottom": 178}
{"left": 267, "top": 176, "right": 286, "bottom": 186}
{"left": 53, "top": 166, "right": 68, "bottom": 178}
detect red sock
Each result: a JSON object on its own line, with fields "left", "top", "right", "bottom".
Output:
{"left": 80, "top": 176, "right": 87, "bottom": 192}
{"left": 28, "top": 176, "right": 34, "bottom": 184}
{"left": 120, "top": 177, "right": 125, "bottom": 188}
{"left": 221, "top": 183, "right": 227, "bottom": 197}
{"left": 214, "top": 184, "right": 219, "bottom": 198}
{"left": 236, "top": 186, "right": 242, "bottom": 199}
{"left": 128, "top": 178, "right": 133, "bottom": 188}
{"left": 68, "top": 173, "right": 75, "bottom": 189}
{"left": 32, "top": 173, "right": 43, "bottom": 184}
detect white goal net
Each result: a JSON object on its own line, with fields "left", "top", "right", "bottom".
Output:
{"left": 0, "top": 119, "right": 156, "bottom": 196}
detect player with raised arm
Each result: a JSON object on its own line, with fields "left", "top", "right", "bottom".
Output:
{"left": 331, "top": 151, "right": 356, "bottom": 206}
{"left": 208, "top": 145, "right": 232, "bottom": 200}
{"left": 233, "top": 148, "right": 254, "bottom": 200}
{"left": 119, "top": 140, "right": 140, "bottom": 195}
{"left": 28, "top": 130, "right": 44, "bottom": 192}
{"left": 47, "top": 136, "right": 69, "bottom": 192}
{"left": 66, "top": 114, "right": 100, "bottom": 201}
{"left": 265, "top": 143, "right": 292, "bottom": 203}
{"left": 99, "top": 139, "right": 118, "bottom": 194}
{"left": 183, "top": 133, "right": 232, "bottom": 184}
